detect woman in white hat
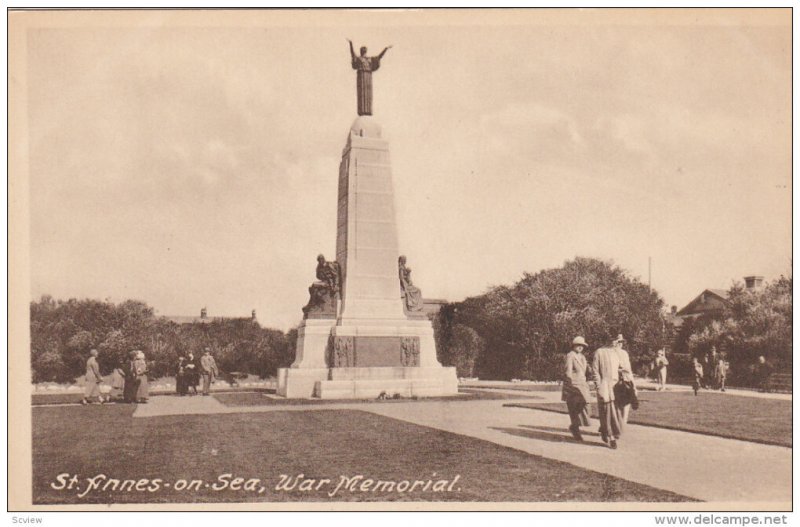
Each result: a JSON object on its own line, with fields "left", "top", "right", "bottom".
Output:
{"left": 562, "top": 336, "right": 592, "bottom": 441}
{"left": 655, "top": 349, "right": 669, "bottom": 391}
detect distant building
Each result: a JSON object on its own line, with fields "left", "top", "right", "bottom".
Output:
{"left": 163, "top": 307, "right": 257, "bottom": 325}
{"left": 663, "top": 276, "right": 764, "bottom": 351}
{"left": 675, "top": 289, "right": 730, "bottom": 319}
{"left": 664, "top": 275, "right": 765, "bottom": 350}
{"left": 675, "top": 275, "right": 763, "bottom": 320}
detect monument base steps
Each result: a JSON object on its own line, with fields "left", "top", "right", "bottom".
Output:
{"left": 276, "top": 366, "right": 458, "bottom": 399}
{"left": 276, "top": 368, "right": 329, "bottom": 399}
{"left": 315, "top": 366, "right": 458, "bottom": 399}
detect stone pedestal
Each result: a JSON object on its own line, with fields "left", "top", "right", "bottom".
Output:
{"left": 316, "top": 366, "right": 458, "bottom": 399}
{"left": 277, "top": 116, "right": 458, "bottom": 399}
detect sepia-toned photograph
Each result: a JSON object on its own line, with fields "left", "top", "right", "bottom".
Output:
{"left": 7, "top": 7, "right": 792, "bottom": 513}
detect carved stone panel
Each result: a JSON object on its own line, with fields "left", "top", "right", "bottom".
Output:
{"left": 331, "top": 336, "right": 355, "bottom": 368}
{"left": 400, "top": 337, "right": 421, "bottom": 367}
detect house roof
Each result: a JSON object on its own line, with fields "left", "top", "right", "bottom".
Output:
{"left": 676, "top": 288, "right": 730, "bottom": 317}
{"left": 707, "top": 289, "right": 730, "bottom": 300}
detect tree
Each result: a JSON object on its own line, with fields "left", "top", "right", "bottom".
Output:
{"left": 680, "top": 275, "right": 792, "bottom": 386}
{"left": 435, "top": 257, "right": 665, "bottom": 381}
{"left": 30, "top": 295, "right": 295, "bottom": 382}
{"left": 446, "top": 324, "right": 483, "bottom": 377}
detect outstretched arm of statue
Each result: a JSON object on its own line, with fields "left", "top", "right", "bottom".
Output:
{"left": 377, "top": 45, "right": 392, "bottom": 59}
{"left": 348, "top": 39, "right": 356, "bottom": 59}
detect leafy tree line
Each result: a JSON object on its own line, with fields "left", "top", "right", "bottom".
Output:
{"left": 672, "top": 275, "right": 792, "bottom": 386}
{"left": 433, "top": 257, "right": 665, "bottom": 381}
{"left": 30, "top": 296, "right": 294, "bottom": 383}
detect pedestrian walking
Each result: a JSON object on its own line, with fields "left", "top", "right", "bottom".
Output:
{"left": 756, "top": 355, "right": 771, "bottom": 393}
{"left": 655, "top": 349, "right": 669, "bottom": 391}
{"left": 109, "top": 359, "right": 126, "bottom": 401}
{"left": 692, "top": 357, "right": 704, "bottom": 396}
{"left": 714, "top": 354, "right": 728, "bottom": 392}
{"left": 134, "top": 350, "right": 149, "bottom": 403}
{"left": 200, "top": 348, "right": 219, "bottom": 396}
{"left": 611, "top": 334, "right": 636, "bottom": 424}
{"left": 562, "top": 336, "right": 592, "bottom": 441}
{"left": 592, "top": 336, "right": 629, "bottom": 449}
{"left": 176, "top": 355, "right": 188, "bottom": 396}
{"left": 81, "top": 349, "right": 104, "bottom": 405}
{"left": 185, "top": 352, "right": 199, "bottom": 395}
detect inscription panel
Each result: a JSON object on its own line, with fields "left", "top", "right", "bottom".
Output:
{"left": 353, "top": 336, "right": 404, "bottom": 367}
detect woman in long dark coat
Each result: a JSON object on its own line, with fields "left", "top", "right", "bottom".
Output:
{"left": 176, "top": 356, "right": 187, "bottom": 396}
{"left": 123, "top": 351, "right": 139, "bottom": 403}
{"left": 185, "top": 352, "right": 199, "bottom": 395}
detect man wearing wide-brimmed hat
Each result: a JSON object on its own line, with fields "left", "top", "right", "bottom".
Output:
{"left": 562, "top": 336, "right": 592, "bottom": 441}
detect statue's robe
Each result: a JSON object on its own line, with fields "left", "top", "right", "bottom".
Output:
{"left": 399, "top": 265, "right": 423, "bottom": 312}
{"left": 352, "top": 55, "right": 381, "bottom": 116}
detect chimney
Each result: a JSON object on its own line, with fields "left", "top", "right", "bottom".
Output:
{"left": 251, "top": 309, "right": 257, "bottom": 320}
{"left": 671, "top": 305, "right": 677, "bottom": 316}
{"left": 744, "top": 276, "right": 764, "bottom": 290}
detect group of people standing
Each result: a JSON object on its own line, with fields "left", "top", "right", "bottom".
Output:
{"left": 81, "top": 347, "right": 219, "bottom": 404}
{"left": 82, "top": 349, "right": 149, "bottom": 405}
{"left": 561, "top": 334, "right": 638, "bottom": 449}
{"left": 692, "top": 346, "right": 729, "bottom": 395}
{"left": 176, "top": 348, "right": 219, "bottom": 396}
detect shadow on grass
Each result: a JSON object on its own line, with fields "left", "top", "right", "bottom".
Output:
{"left": 489, "top": 426, "right": 608, "bottom": 448}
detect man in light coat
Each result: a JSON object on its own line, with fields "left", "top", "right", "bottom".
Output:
{"left": 592, "top": 335, "right": 630, "bottom": 449}
{"left": 200, "top": 348, "right": 219, "bottom": 396}
{"left": 82, "top": 349, "right": 103, "bottom": 405}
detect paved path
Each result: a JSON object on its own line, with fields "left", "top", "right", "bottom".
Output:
{"left": 364, "top": 399, "right": 791, "bottom": 504}
{"left": 133, "top": 392, "right": 791, "bottom": 504}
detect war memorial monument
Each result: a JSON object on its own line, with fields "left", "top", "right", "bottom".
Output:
{"left": 277, "top": 42, "right": 458, "bottom": 399}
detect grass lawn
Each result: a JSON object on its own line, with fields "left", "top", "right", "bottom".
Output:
{"left": 32, "top": 405, "right": 691, "bottom": 504}
{"left": 505, "top": 391, "right": 791, "bottom": 448}
{"left": 213, "top": 388, "right": 541, "bottom": 407}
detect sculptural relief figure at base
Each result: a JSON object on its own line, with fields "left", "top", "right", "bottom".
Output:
{"left": 301, "top": 254, "right": 341, "bottom": 319}
{"left": 398, "top": 255, "right": 427, "bottom": 319}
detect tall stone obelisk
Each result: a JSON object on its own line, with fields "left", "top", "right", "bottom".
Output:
{"left": 277, "top": 42, "right": 457, "bottom": 399}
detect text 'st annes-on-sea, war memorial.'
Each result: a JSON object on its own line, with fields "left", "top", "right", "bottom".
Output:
{"left": 277, "top": 42, "right": 458, "bottom": 399}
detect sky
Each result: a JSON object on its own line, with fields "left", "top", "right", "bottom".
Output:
{"left": 22, "top": 9, "right": 792, "bottom": 330}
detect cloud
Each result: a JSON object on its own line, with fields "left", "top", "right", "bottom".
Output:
{"left": 26, "top": 19, "right": 791, "bottom": 329}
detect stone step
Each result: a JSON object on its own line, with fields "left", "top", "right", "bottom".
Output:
{"left": 315, "top": 377, "right": 450, "bottom": 400}
{"left": 328, "top": 366, "right": 452, "bottom": 381}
